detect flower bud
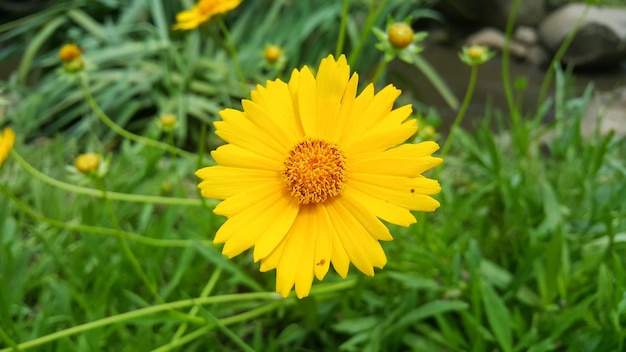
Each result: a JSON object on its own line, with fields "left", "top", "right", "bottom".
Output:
{"left": 387, "top": 22, "right": 414, "bottom": 49}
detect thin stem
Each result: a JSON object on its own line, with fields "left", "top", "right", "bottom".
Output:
{"left": 0, "top": 281, "right": 355, "bottom": 351}
{"left": 501, "top": 0, "right": 521, "bottom": 126}
{"left": 0, "top": 325, "right": 20, "bottom": 352}
{"left": 79, "top": 80, "right": 196, "bottom": 159}
{"left": 0, "top": 183, "right": 210, "bottom": 248}
{"left": 0, "top": 292, "right": 281, "bottom": 352}
{"left": 10, "top": 150, "right": 206, "bottom": 207}
{"left": 348, "top": 0, "right": 387, "bottom": 67}
{"left": 439, "top": 65, "right": 479, "bottom": 162}
{"left": 170, "top": 268, "right": 223, "bottom": 342}
{"left": 95, "top": 178, "right": 162, "bottom": 303}
{"left": 335, "top": 0, "right": 350, "bottom": 57}
{"left": 370, "top": 59, "right": 389, "bottom": 86}
{"left": 536, "top": 4, "right": 590, "bottom": 111}
{"left": 218, "top": 18, "right": 247, "bottom": 96}
{"left": 152, "top": 302, "right": 284, "bottom": 352}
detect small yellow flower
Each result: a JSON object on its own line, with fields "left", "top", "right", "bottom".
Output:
{"left": 196, "top": 54, "right": 442, "bottom": 298}
{"left": 159, "top": 114, "right": 177, "bottom": 128}
{"left": 75, "top": 153, "right": 100, "bottom": 174}
{"left": 59, "top": 44, "right": 85, "bottom": 72}
{"left": 264, "top": 45, "right": 282, "bottom": 63}
{"left": 387, "top": 22, "right": 414, "bottom": 49}
{"left": 421, "top": 125, "right": 436, "bottom": 139}
{"left": 459, "top": 45, "right": 495, "bottom": 66}
{"left": 0, "top": 128, "right": 15, "bottom": 169}
{"left": 172, "top": 0, "right": 243, "bottom": 30}
{"left": 58, "top": 44, "right": 82, "bottom": 62}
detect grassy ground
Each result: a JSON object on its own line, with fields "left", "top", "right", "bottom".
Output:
{"left": 1, "top": 0, "right": 625, "bottom": 351}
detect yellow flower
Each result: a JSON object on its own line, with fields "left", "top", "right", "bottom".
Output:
{"left": 172, "top": 0, "right": 243, "bottom": 30}
{"left": 0, "top": 128, "right": 15, "bottom": 168}
{"left": 196, "top": 54, "right": 442, "bottom": 298}
{"left": 159, "top": 114, "right": 177, "bottom": 128}
{"left": 387, "top": 22, "right": 414, "bottom": 49}
{"left": 59, "top": 44, "right": 85, "bottom": 72}
{"left": 264, "top": 45, "right": 282, "bottom": 63}
{"left": 75, "top": 153, "right": 100, "bottom": 174}
{"left": 58, "top": 44, "right": 82, "bottom": 62}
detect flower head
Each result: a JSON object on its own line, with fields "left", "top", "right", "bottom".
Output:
{"left": 264, "top": 45, "right": 282, "bottom": 63}
{"left": 172, "top": 0, "right": 242, "bottom": 30}
{"left": 196, "top": 55, "right": 442, "bottom": 298}
{"left": 0, "top": 128, "right": 15, "bottom": 169}
{"left": 59, "top": 44, "right": 85, "bottom": 72}
{"left": 75, "top": 153, "right": 100, "bottom": 174}
{"left": 459, "top": 45, "right": 495, "bottom": 66}
{"left": 388, "top": 22, "right": 414, "bottom": 49}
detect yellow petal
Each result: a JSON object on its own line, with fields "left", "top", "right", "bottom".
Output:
{"left": 273, "top": 210, "right": 310, "bottom": 297}
{"left": 216, "top": 109, "right": 287, "bottom": 161}
{"left": 336, "top": 194, "right": 393, "bottom": 241}
{"left": 345, "top": 120, "right": 418, "bottom": 156}
{"left": 315, "top": 54, "right": 350, "bottom": 139}
{"left": 241, "top": 99, "right": 297, "bottom": 151}
{"left": 252, "top": 198, "right": 300, "bottom": 262}
{"left": 218, "top": 191, "right": 298, "bottom": 259}
{"left": 251, "top": 79, "right": 304, "bottom": 140}
{"left": 349, "top": 142, "right": 442, "bottom": 177}
{"left": 213, "top": 179, "right": 285, "bottom": 217}
{"left": 326, "top": 200, "right": 387, "bottom": 276}
{"left": 313, "top": 205, "right": 332, "bottom": 280}
{"left": 196, "top": 166, "right": 278, "bottom": 199}
{"left": 342, "top": 186, "right": 417, "bottom": 227}
{"left": 297, "top": 66, "right": 317, "bottom": 136}
{"left": 211, "top": 144, "right": 281, "bottom": 171}
{"left": 349, "top": 174, "right": 442, "bottom": 212}
{"left": 331, "top": 73, "right": 359, "bottom": 142}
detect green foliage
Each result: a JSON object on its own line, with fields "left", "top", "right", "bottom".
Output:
{"left": 1, "top": 0, "right": 625, "bottom": 351}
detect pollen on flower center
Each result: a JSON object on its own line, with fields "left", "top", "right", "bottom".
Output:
{"left": 282, "top": 139, "right": 347, "bottom": 205}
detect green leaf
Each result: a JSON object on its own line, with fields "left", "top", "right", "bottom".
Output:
{"left": 481, "top": 281, "right": 512, "bottom": 352}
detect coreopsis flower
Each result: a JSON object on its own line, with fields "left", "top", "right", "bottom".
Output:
{"left": 459, "top": 45, "right": 495, "bottom": 66}
{"left": 264, "top": 45, "right": 282, "bottom": 63}
{"left": 0, "top": 128, "right": 15, "bottom": 169}
{"left": 172, "top": 0, "right": 243, "bottom": 30}
{"left": 373, "top": 19, "right": 427, "bottom": 63}
{"left": 387, "top": 22, "right": 414, "bottom": 49}
{"left": 74, "top": 153, "right": 100, "bottom": 174}
{"left": 58, "top": 44, "right": 84, "bottom": 72}
{"left": 196, "top": 54, "right": 442, "bottom": 298}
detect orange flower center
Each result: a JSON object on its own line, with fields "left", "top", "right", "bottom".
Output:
{"left": 282, "top": 139, "right": 347, "bottom": 204}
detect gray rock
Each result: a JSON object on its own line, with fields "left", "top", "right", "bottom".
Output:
{"left": 438, "top": 0, "right": 547, "bottom": 29}
{"left": 538, "top": 3, "right": 626, "bottom": 68}
{"left": 514, "top": 26, "right": 539, "bottom": 45}
{"left": 466, "top": 27, "right": 528, "bottom": 60}
{"left": 582, "top": 87, "right": 626, "bottom": 138}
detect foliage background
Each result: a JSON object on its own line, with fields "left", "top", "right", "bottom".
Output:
{"left": 1, "top": 0, "right": 625, "bottom": 351}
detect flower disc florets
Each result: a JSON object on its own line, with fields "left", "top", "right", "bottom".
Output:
{"left": 282, "top": 139, "right": 347, "bottom": 204}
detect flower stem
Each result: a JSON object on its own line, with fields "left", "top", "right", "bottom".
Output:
{"left": 10, "top": 149, "right": 207, "bottom": 207}
{"left": 439, "top": 64, "right": 479, "bottom": 161}
{"left": 218, "top": 18, "right": 247, "bottom": 96}
{"left": 501, "top": 0, "right": 521, "bottom": 126}
{"left": 170, "top": 268, "right": 223, "bottom": 342}
{"left": 0, "top": 183, "right": 210, "bottom": 248}
{"left": 348, "top": 0, "right": 387, "bottom": 67}
{"left": 335, "top": 0, "right": 350, "bottom": 57}
{"left": 79, "top": 80, "right": 196, "bottom": 159}
{"left": 371, "top": 59, "right": 389, "bottom": 86}
{"left": 95, "top": 178, "right": 163, "bottom": 303}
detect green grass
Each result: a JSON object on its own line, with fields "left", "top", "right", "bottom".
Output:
{"left": 1, "top": 0, "right": 625, "bottom": 351}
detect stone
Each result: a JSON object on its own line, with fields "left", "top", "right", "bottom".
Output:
{"left": 514, "top": 26, "right": 539, "bottom": 45}
{"left": 538, "top": 3, "right": 626, "bottom": 68}
{"left": 437, "top": 0, "right": 547, "bottom": 30}
{"left": 466, "top": 27, "right": 528, "bottom": 60}
{"left": 582, "top": 87, "right": 626, "bottom": 138}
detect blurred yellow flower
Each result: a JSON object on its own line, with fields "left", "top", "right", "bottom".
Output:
{"left": 264, "top": 45, "right": 282, "bottom": 63}
{"left": 172, "top": 0, "right": 243, "bottom": 30}
{"left": 75, "top": 153, "right": 100, "bottom": 174}
{"left": 159, "top": 114, "right": 177, "bottom": 128}
{"left": 387, "top": 22, "right": 414, "bottom": 49}
{"left": 196, "top": 54, "right": 442, "bottom": 298}
{"left": 59, "top": 44, "right": 84, "bottom": 72}
{"left": 58, "top": 44, "right": 82, "bottom": 62}
{"left": 0, "top": 128, "right": 15, "bottom": 168}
